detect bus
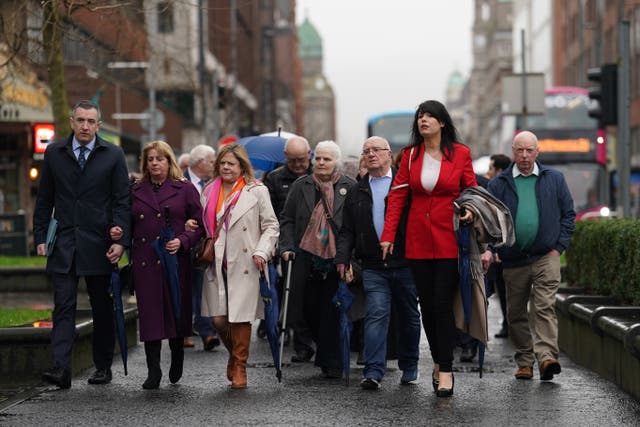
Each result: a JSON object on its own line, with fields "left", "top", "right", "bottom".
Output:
{"left": 366, "top": 111, "right": 414, "bottom": 155}
{"left": 518, "top": 86, "right": 610, "bottom": 219}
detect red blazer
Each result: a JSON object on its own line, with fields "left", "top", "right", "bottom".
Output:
{"left": 381, "top": 143, "right": 477, "bottom": 259}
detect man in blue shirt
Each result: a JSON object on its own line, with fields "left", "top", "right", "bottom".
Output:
{"left": 336, "top": 136, "right": 421, "bottom": 390}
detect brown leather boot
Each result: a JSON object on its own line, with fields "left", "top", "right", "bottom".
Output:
{"left": 217, "top": 326, "right": 234, "bottom": 382}
{"left": 230, "top": 322, "right": 252, "bottom": 389}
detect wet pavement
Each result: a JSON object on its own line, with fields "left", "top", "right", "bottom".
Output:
{"left": 1, "top": 294, "right": 640, "bottom": 426}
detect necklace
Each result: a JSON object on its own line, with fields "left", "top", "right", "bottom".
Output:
{"left": 151, "top": 181, "right": 164, "bottom": 192}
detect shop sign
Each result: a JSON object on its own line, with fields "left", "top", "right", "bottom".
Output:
{"left": 34, "top": 123, "right": 55, "bottom": 154}
{"left": 0, "top": 48, "right": 53, "bottom": 122}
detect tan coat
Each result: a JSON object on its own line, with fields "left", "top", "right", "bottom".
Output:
{"left": 201, "top": 183, "right": 279, "bottom": 322}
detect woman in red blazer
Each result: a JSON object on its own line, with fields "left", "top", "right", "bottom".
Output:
{"left": 380, "top": 100, "right": 476, "bottom": 397}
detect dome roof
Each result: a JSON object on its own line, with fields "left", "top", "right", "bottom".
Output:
{"left": 447, "top": 70, "right": 466, "bottom": 87}
{"left": 298, "top": 17, "right": 323, "bottom": 59}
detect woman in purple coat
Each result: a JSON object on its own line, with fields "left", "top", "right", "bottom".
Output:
{"left": 130, "top": 141, "right": 204, "bottom": 389}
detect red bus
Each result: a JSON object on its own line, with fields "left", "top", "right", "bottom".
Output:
{"left": 518, "top": 86, "right": 610, "bottom": 220}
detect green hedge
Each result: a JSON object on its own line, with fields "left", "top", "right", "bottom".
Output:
{"left": 565, "top": 219, "right": 640, "bottom": 304}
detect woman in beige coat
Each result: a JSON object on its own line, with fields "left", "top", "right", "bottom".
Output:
{"left": 200, "top": 144, "right": 279, "bottom": 388}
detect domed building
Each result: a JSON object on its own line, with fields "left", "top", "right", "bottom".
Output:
{"left": 298, "top": 15, "right": 335, "bottom": 146}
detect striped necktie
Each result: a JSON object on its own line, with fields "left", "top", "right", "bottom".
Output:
{"left": 78, "top": 146, "right": 87, "bottom": 170}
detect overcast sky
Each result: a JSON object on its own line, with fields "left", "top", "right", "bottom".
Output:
{"left": 295, "top": 1, "right": 474, "bottom": 156}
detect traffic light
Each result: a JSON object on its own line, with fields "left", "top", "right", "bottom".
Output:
{"left": 587, "top": 63, "right": 617, "bottom": 127}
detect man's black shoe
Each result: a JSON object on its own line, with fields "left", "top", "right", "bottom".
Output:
{"left": 460, "top": 346, "right": 477, "bottom": 363}
{"left": 494, "top": 326, "right": 509, "bottom": 338}
{"left": 42, "top": 367, "right": 71, "bottom": 389}
{"left": 291, "top": 349, "right": 314, "bottom": 363}
{"left": 88, "top": 368, "right": 112, "bottom": 385}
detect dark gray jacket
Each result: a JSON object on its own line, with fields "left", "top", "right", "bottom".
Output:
{"left": 279, "top": 173, "right": 355, "bottom": 255}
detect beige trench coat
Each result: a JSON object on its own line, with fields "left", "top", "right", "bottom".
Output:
{"left": 201, "top": 183, "right": 279, "bottom": 322}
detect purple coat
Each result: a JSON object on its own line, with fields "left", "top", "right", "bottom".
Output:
{"left": 131, "top": 178, "right": 204, "bottom": 342}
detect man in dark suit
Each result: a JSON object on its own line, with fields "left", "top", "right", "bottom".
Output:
{"left": 33, "top": 100, "right": 131, "bottom": 389}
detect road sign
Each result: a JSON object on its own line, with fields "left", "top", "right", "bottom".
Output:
{"left": 140, "top": 108, "right": 165, "bottom": 131}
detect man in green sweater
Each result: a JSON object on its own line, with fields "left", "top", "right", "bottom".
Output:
{"left": 486, "top": 131, "right": 575, "bottom": 382}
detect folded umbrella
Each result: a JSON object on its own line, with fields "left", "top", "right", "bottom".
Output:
{"left": 151, "top": 206, "right": 181, "bottom": 327}
{"left": 332, "top": 280, "right": 354, "bottom": 385}
{"left": 456, "top": 223, "right": 487, "bottom": 378}
{"left": 259, "top": 264, "right": 282, "bottom": 382}
{"left": 110, "top": 264, "right": 128, "bottom": 375}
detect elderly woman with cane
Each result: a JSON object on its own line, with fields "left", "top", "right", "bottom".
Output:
{"left": 279, "top": 140, "right": 356, "bottom": 379}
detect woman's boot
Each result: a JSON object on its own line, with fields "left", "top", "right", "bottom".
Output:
{"left": 230, "top": 322, "right": 252, "bottom": 389}
{"left": 142, "top": 340, "right": 162, "bottom": 389}
{"left": 217, "top": 326, "right": 234, "bottom": 382}
{"left": 168, "top": 337, "right": 184, "bottom": 384}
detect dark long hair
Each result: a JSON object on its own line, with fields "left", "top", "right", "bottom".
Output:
{"left": 408, "top": 100, "right": 460, "bottom": 161}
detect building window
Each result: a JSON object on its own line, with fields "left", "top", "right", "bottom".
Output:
{"left": 157, "top": 2, "right": 174, "bottom": 34}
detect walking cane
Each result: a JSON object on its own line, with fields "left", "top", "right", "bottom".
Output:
{"left": 278, "top": 256, "right": 294, "bottom": 374}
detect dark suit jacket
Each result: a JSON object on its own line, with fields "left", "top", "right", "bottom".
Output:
{"left": 33, "top": 133, "right": 131, "bottom": 276}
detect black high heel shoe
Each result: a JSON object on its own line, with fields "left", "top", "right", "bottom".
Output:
{"left": 436, "top": 373, "right": 454, "bottom": 398}
{"left": 432, "top": 370, "right": 439, "bottom": 392}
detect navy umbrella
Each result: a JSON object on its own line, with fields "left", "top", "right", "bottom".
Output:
{"left": 151, "top": 206, "right": 181, "bottom": 327}
{"left": 259, "top": 264, "right": 282, "bottom": 382}
{"left": 110, "top": 264, "right": 128, "bottom": 375}
{"left": 332, "top": 280, "right": 354, "bottom": 385}
{"left": 237, "top": 135, "right": 287, "bottom": 178}
{"left": 456, "top": 223, "right": 486, "bottom": 378}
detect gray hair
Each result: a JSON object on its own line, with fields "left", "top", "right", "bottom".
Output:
{"left": 315, "top": 140, "right": 342, "bottom": 165}
{"left": 189, "top": 144, "right": 216, "bottom": 167}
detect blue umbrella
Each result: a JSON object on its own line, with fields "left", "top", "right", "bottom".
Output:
{"left": 456, "top": 223, "right": 486, "bottom": 378}
{"left": 110, "top": 264, "right": 128, "bottom": 375}
{"left": 151, "top": 206, "right": 181, "bottom": 327}
{"left": 237, "top": 135, "right": 287, "bottom": 178}
{"left": 332, "top": 280, "right": 354, "bottom": 385}
{"left": 259, "top": 264, "right": 282, "bottom": 382}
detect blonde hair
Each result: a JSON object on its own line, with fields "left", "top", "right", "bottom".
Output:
{"left": 212, "top": 144, "right": 256, "bottom": 183}
{"left": 140, "top": 140, "right": 184, "bottom": 181}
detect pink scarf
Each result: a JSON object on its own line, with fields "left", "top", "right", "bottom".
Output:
{"left": 299, "top": 173, "right": 340, "bottom": 259}
{"left": 202, "top": 177, "right": 244, "bottom": 237}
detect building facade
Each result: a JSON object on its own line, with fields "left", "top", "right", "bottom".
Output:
{"left": 298, "top": 16, "right": 336, "bottom": 146}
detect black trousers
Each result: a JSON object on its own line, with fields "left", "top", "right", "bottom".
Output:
{"left": 50, "top": 271, "right": 115, "bottom": 371}
{"left": 287, "top": 252, "right": 341, "bottom": 368}
{"left": 408, "top": 259, "right": 459, "bottom": 372}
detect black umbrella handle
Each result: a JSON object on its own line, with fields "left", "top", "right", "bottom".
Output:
{"left": 163, "top": 206, "right": 171, "bottom": 228}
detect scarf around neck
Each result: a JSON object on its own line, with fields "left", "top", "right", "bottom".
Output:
{"left": 203, "top": 176, "right": 245, "bottom": 237}
{"left": 299, "top": 173, "right": 340, "bottom": 259}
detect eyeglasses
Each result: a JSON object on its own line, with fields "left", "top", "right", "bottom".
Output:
{"left": 361, "top": 147, "right": 390, "bottom": 156}
{"left": 287, "top": 156, "right": 310, "bottom": 164}
{"left": 72, "top": 117, "right": 99, "bottom": 127}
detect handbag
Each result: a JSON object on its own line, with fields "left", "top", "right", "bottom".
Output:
{"left": 194, "top": 204, "right": 234, "bottom": 270}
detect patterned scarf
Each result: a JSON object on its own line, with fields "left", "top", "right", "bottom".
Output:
{"left": 299, "top": 173, "right": 340, "bottom": 259}
{"left": 202, "top": 176, "right": 245, "bottom": 237}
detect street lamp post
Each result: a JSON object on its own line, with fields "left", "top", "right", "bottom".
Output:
{"left": 106, "top": 61, "right": 157, "bottom": 146}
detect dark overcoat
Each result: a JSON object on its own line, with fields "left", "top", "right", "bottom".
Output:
{"left": 131, "top": 179, "right": 204, "bottom": 341}
{"left": 33, "top": 133, "right": 131, "bottom": 275}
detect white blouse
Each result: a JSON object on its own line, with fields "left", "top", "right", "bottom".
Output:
{"left": 420, "top": 152, "right": 441, "bottom": 192}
